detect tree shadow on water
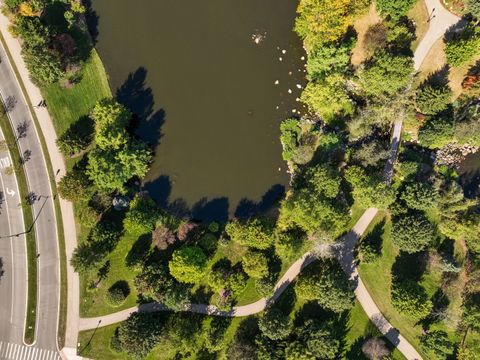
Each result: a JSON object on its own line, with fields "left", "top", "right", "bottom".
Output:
{"left": 234, "top": 184, "right": 285, "bottom": 219}
{"left": 115, "top": 67, "right": 165, "bottom": 149}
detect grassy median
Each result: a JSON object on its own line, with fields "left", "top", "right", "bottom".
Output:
{"left": 0, "top": 106, "right": 37, "bottom": 344}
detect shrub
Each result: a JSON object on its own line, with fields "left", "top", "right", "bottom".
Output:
{"left": 169, "top": 246, "right": 208, "bottom": 284}
{"left": 58, "top": 168, "right": 93, "bottom": 202}
{"left": 106, "top": 281, "right": 130, "bottom": 307}
{"left": 416, "top": 84, "right": 452, "bottom": 115}
{"left": 391, "top": 280, "right": 432, "bottom": 321}
{"left": 306, "top": 40, "right": 353, "bottom": 79}
{"left": 362, "top": 337, "right": 391, "bottom": 360}
{"left": 57, "top": 127, "right": 91, "bottom": 156}
{"left": 77, "top": 205, "right": 99, "bottom": 228}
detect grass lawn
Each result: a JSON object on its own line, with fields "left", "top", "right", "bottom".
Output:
{"left": 41, "top": 50, "right": 111, "bottom": 136}
{"left": 80, "top": 232, "right": 141, "bottom": 317}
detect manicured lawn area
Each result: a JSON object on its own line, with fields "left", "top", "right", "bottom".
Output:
{"left": 80, "top": 232, "right": 141, "bottom": 317}
{"left": 41, "top": 50, "right": 111, "bottom": 136}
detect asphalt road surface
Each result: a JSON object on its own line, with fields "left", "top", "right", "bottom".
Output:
{"left": 0, "top": 42, "right": 60, "bottom": 352}
{"left": 0, "top": 128, "right": 27, "bottom": 345}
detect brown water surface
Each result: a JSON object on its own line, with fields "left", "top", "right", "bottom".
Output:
{"left": 92, "top": 0, "right": 306, "bottom": 221}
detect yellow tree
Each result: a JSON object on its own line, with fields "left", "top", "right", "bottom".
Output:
{"left": 295, "top": 0, "right": 353, "bottom": 52}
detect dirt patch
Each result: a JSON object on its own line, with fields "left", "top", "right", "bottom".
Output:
{"left": 351, "top": 3, "right": 382, "bottom": 66}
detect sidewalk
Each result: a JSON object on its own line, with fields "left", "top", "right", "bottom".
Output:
{"left": 0, "top": 10, "right": 80, "bottom": 358}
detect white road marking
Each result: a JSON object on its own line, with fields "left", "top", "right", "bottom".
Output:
{"left": 0, "top": 342, "right": 60, "bottom": 360}
{"left": 0, "top": 156, "right": 10, "bottom": 169}
{"left": 5, "top": 187, "right": 15, "bottom": 197}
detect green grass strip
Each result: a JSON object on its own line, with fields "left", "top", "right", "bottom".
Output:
{"left": 0, "top": 33, "right": 67, "bottom": 348}
{"left": 0, "top": 108, "right": 37, "bottom": 344}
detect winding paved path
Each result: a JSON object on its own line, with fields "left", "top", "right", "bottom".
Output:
{"left": 78, "top": 3, "right": 462, "bottom": 360}
{"left": 0, "top": 0, "right": 461, "bottom": 359}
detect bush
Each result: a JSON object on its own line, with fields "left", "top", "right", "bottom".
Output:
{"left": 106, "top": 281, "right": 130, "bottom": 307}
{"left": 391, "top": 280, "right": 432, "bottom": 321}
{"left": 77, "top": 205, "right": 99, "bottom": 228}
{"left": 306, "top": 40, "right": 353, "bottom": 79}
{"left": 169, "top": 246, "right": 208, "bottom": 284}
{"left": 415, "top": 84, "right": 452, "bottom": 115}
{"left": 392, "top": 213, "right": 435, "bottom": 253}
{"left": 58, "top": 168, "right": 93, "bottom": 202}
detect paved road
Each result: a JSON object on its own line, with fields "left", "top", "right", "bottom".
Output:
{"left": 0, "top": 11, "right": 80, "bottom": 356}
{"left": 0, "top": 340, "right": 60, "bottom": 360}
{"left": 0, "top": 40, "right": 60, "bottom": 352}
{"left": 0, "top": 128, "right": 27, "bottom": 345}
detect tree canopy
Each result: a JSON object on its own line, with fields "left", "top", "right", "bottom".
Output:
{"left": 391, "top": 213, "right": 435, "bottom": 253}
{"left": 169, "top": 246, "right": 208, "bottom": 284}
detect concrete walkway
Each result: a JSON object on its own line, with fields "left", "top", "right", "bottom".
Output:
{"left": 0, "top": 0, "right": 461, "bottom": 359}
{"left": 0, "top": 7, "right": 79, "bottom": 358}
{"left": 413, "top": 0, "right": 461, "bottom": 70}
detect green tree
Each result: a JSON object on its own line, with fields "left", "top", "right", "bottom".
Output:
{"left": 420, "top": 330, "right": 453, "bottom": 359}
{"left": 225, "top": 218, "right": 274, "bottom": 250}
{"left": 465, "top": 0, "right": 480, "bottom": 18}
{"left": 86, "top": 140, "right": 151, "bottom": 192}
{"left": 391, "top": 280, "right": 432, "bottom": 321}
{"left": 203, "top": 317, "right": 231, "bottom": 352}
{"left": 275, "top": 228, "right": 306, "bottom": 260}
{"left": 123, "top": 195, "right": 159, "bottom": 236}
{"left": 301, "top": 74, "right": 353, "bottom": 122}
{"left": 462, "top": 292, "right": 480, "bottom": 332}
{"left": 280, "top": 118, "right": 302, "bottom": 162}
{"left": 295, "top": 259, "right": 355, "bottom": 312}
{"left": 58, "top": 168, "right": 93, "bottom": 202}
{"left": 375, "top": 0, "right": 416, "bottom": 20}
{"left": 115, "top": 312, "right": 164, "bottom": 359}
{"left": 418, "top": 113, "right": 455, "bottom": 149}
{"left": 400, "top": 182, "right": 439, "bottom": 211}
{"left": 242, "top": 250, "right": 269, "bottom": 279}
{"left": 91, "top": 98, "right": 131, "bottom": 149}
{"left": 106, "top": 281, "right": 130, "bottom": 307}
{"left": 57, "top": 126, "right": 91, "bottom": 156}
{"left": 445, "top": 25, "right": 480, "bottom": 67}
{"left": 304, "top": 164, "right": 342, "bottom": 199}
{"left": 345, "top": 166, "right": 397, "bottom": 210}
{"left": 416, "top": 84, "right": 452, "bottom": 115}
{"left": 306, "top": 40, "right": 353, "bottom": 79}
{"left": 208, "top": 259, "right": 248, "bottom": 295}
{"left": 278, "top": 189, "right": 349, "bottom": 237}
{"left": 258, "top": 308, "right": 291, "bottom": 340}
{"left": 295, "top": 0, "right": 353, "bottom": 51}
{"left": 169, "top": 246, "right": 208, "bottom": 284}
{"left": 391, "top": 213, "right": 435, "bottom": 253}
{"left": 356, "top": 51, "right": 414, "bottom": 99}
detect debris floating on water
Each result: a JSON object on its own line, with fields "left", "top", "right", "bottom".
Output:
{"left": 288, "top": 89, "right": 292, "bottom": 94}
{"left": 251, "top": 30, "right": 266, "bottom": 44}
{"left": 296, "top": 97, "right": 300, "bottom": 102}
{"left": 274, "top": 80, "right": 279, "bottom": 85}
{"left": 282, "top": 49, "right": 286, "bottom": 54}
{"left": 276, "top": 105, "right": 279, "bottom": 109}
{"left": 288, "top": 71, "right": 292, "bottom": 75}
{"left": 279, "top": 57, "right": 283, "bottom": 61}
{"left": 292, "top": 109, "right": 297, "bottom": 113}
{"left": 301, "top": 56, "right": 305, "bottom": 60}
{"left": 296, "top": 84, "right": 302, "bottom": 89}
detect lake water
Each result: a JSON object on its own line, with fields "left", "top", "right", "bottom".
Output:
{"left": 92, "top": 0, "right": 306, "bottom": 221}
